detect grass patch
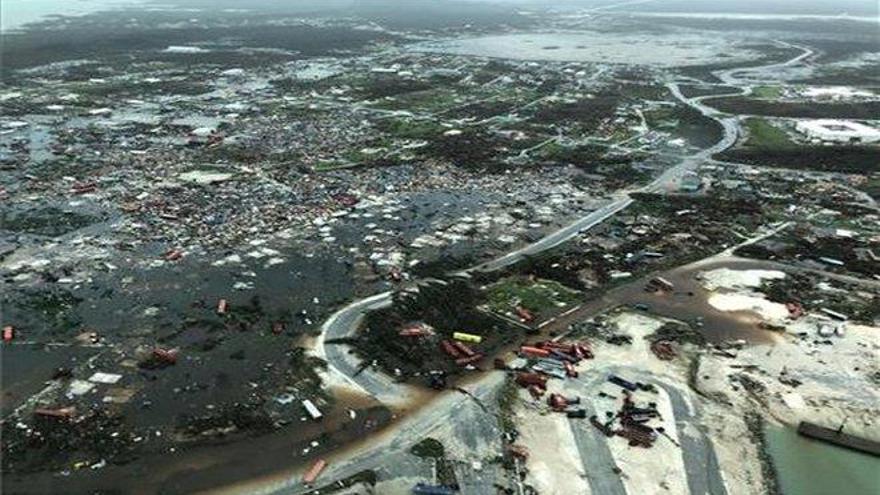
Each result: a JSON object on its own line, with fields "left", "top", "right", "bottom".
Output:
{"left": 410, "top": 438, "right": 445, "bottom": 458}
{"left": 496, "top": 376, "right": 519, "bottom": 437}
{"left": 485, "top": 276, "right": 581, "bottom": 315}
{"left": 752, "top": 85, "right": 782, "bottom": 99}
{"left": 376, "top": 117, "right": 445, "bottom": 140}
{"left": 742, "top": 118, "right": 794, "bottom": 148}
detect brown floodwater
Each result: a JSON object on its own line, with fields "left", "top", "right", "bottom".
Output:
{"left": 540, "top": 256, "right": 785, "bottom": 344}
{"left": 3, "top": 257, "right": 783, "bottom": 494}
{"left": 1, "top": 389, "right": 393, "bottom": 495}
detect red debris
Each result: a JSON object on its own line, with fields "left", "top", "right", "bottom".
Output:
{"left": 217, "top": 299, "right": 228, "bottom": 315}
{"left": 34, "top": 406, "right": 76, "bottom": 419}
{"left": 399, "top": 324, "right": 433, "bottom": 337}
{"left": 547, "top": 393, "right": 568, "bottom": 411}
{"left": 302, "top": 458, "right": 327, "bottom": 485}
{"left": 650, "top": 340, "right": 676, "bottom": 360}
{"left": 3, "top": 325, "right": 14, "bottom": 342}
{"left": 164, "top": 249, "right": 183, "bottom": 261}
{"left": 515, "top": 305, "right": 535, "bottom": 323}
{"left": 441, "top": 340, "right": 461, "bottom": 358}
{"left": 452, "top": 341, "right": 476, "bottom": 358}
{"left": 507, "top": 444, "right": 530, "bottom": 461}
{"left": 527, "top": 385, "right": 545, "bottom": 399}
{"left": 455, "top": 354, "right": 483, "bottom": 366}
{"left": 786, "top": 302, "right": 804, "bottom": 319}
{"left": 334, "top": 194, "right": 359, "bottom": 207}
{"left": 153, "top": 348, "right": 178, "bottom": 364}
{"left": 70, "top": 182, "right": 97, "bottom": 195}
{"left": 519, "top": 346, "right": 550, "bottom": 358}
{"left": 515, "top": 372, "right": 548, "bottom": 388}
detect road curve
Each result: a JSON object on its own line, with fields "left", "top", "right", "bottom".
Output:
{"left": 287, "top": 41, "right": 817, "bottom": 494}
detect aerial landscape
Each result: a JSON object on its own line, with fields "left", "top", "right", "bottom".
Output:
{"left": 0, "top": 0, "right": 878, "bottom": 494}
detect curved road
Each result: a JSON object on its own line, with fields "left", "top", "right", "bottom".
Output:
{"left": 280, "top": 42, "right": 816, "bottom": 494}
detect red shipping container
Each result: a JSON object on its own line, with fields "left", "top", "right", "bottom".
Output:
{"left": 302, "top": 459, "right": 327, "bottom": 485}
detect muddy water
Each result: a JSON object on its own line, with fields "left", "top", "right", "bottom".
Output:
{"left": 544, "top": 256, "right": 786, "bottom": 344}
{"left": 1, "top": 388, "right": 393, "bottom": 495}
{"left": 1, "top": 254, "right": 784, "bottom": 493}
{"left": 0, "top": 343, "right": 97, "bottom": 415}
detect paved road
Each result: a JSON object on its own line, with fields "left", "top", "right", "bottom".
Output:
{"left": 566, "top": 393, "right": 628, "bottom": 495}
{"left": 568, "top": 369, "right": 728, "bottom": 495}
{"left": 267, "top": 40, "right": 821, "bottom": 495}
{"left": 310, "top": 37, "right": 815, "bottom": 429}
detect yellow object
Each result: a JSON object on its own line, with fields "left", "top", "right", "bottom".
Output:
{"left": 453, "top": 332, "right": 482, "bottom": 344}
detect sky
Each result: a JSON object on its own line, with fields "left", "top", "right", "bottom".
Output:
{"left": 2, "top": 0, "right": 876, "bottom": 33}
{"left": 1, "top": 0, "right": 143, "bottom": 32}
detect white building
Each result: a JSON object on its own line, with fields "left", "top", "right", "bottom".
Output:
{"left": 795, "top": 119, "right": 880, "bottom": 144}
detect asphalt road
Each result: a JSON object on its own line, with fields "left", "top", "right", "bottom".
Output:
{"left": 568, "top": 370, "right": 728, "bottom": 495}
{"left": 274, "top": 41, "right": 819, "bottom": 495}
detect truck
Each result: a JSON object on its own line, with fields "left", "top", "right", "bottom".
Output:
{"left": 608, "top": 374, "right": 638, "bottom": 391}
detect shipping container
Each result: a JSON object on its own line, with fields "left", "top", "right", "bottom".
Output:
{"left": 303, "top": 399, "right": 323, "bottom": 420}
{"left": 452, "top": 332, "right": 482, "bottom": 344}
{"left": 302, "top": 459, "right": 327, "bottom": 485}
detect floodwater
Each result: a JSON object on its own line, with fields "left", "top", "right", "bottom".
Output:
{"left": 544, "top": 256, "right": 786, "bottom": 344}
{"left": 764, "top": 424, "right": 880, "bottom": 495}
{"left": 416, "top": 31, "right": 759, "bottom": 67}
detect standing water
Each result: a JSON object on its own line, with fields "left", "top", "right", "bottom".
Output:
{"left": 764, "top": 425, "right": 880, "bottom": 495}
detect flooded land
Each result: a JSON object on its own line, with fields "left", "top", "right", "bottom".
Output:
{"left": 1, "top": 1, "right": 878, "bottom": 494}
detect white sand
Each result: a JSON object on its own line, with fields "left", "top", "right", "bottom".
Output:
{"left": 708, "top": 293, "right": 790, "bottom": 321}
{"left": 700, "top": 268, "right": 786, "bottom": 292}
{"left": 518, "top": 394, "right": 592, "bottom": 495}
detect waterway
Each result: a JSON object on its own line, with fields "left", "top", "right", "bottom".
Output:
{"left": 764, "top": 424, "right": 879, "bottom": 495}
{"left": 415, "top": 31, "right": 760, "bottom": 67}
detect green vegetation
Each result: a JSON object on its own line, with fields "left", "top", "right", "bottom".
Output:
{"left": 313, "top": 145, "right": 396, "bottom": 171}
{"left": 410, "top": 438, "right": 445, "bottom": 458}
{"left": 862, "top": 174, "right": 880, "bottom": 201}
{"left": 496, "top": 376, "right": 519, "bottom": 436}
{"left": 709, "top": 97, "right": 880, "bottom": 119}
{"left": 369, "top": 87, "right": 464, "bottom": 113}
{"left": 752, "top": 85, "right": 783, "bottom": 99}
{"left": 377, "top": 118, "right": 445, "bottom": 140}
{"left": 719, "top": 119, "right": 878, "bottom": 173}
{"left": 409, "top": 438, "right": 457, "bottom": 486}
{"left": 485, "top": 276, "right": 581, "bottom": 315}
{"left": 742, "top": 118, "right": 794, "bottom": 148}
{"left": 644, "top": 104, "right": 724, "bottom": 148}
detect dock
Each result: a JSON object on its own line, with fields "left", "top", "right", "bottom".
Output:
{"left": 797, "top": 421, "right": 880, "bottom": 456}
